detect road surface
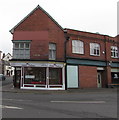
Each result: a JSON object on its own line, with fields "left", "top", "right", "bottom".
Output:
{"left": 2, "top": 88, "right": 117, "bottom": 118}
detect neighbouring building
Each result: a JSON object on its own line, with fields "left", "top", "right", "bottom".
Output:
{"left": 65, "top": 29, "right": 119, "bottom": 88}
{"left": 0, "top": 51, "right": 2, "bottom": 74}
{"left": 0, "top": 52, "right": 14, "bottom": 76}
{"left": 2, "top": 53, "right": 14, "bottom": 76}
{"left": 10, "top": 5, "right": 119, "bottom": 90}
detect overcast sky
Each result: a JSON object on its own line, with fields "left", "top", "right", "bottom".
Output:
{"left": 0, "top": 0, "right": 118, "bottom": 55}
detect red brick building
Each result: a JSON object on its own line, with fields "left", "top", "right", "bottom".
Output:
{"left": 10, "top": 5, "right": 119, "bottom": 90}
{"left": 65, "top": 29, "right": 119, "bottom": 88}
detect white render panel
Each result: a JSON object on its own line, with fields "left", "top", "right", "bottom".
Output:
{"left": 67, "top": 65, "right": 78, "bottom": 88}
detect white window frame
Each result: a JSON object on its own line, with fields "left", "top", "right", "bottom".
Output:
{"left": 111, "top": 46, "right": 118, "bottom": 58}
{"left": 72, "top": 40, "right": 84, "bottom": 54}
{"left": 49, "top": 43, "right": 56, "bottom": 60}
{"left": 90, "top": 43, "right": 100, "bottom": 56}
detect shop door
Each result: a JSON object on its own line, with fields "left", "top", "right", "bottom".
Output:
{"left": 14, "top": 68, "right": 21, "bottom": 88}
{"left": 97, "top": 72, "right": 102, "bottom": 88}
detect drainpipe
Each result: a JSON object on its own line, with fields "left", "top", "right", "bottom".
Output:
{"left": 104, "top": 36, "right": 108, "bottom": 66}
{"left": 64, "top": 29, "right": 70, "bottom": 90}
{"left": 104, "top": 35, "right": 112, "bottom": 87}
{"left": 104, "top": 35, "right": 108, "bottom": 87}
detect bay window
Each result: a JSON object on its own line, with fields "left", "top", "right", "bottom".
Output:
{"left": 12, "top": 40, "right": 31, "bottom": 59}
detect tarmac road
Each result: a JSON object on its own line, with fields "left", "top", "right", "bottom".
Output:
{"left": 2, "top": 87, "right": 118, "bottom": 118}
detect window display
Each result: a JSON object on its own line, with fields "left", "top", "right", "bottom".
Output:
{"left": 24, "top": 67, "right": 46, "bottom": 84}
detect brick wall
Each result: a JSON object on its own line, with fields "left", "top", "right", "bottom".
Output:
{"left": 66, "top": 35, "right": 106, "bottom": 61}
{"left": 13, "top": 8, "right": 65, "bottom": 61}
{"left": 0, "top": 51, "right": 2, "bottom": 74}
{"left": 79, "top": 66, "right": 97, "bottom": 88}
{"left": 105, "top": 35, "right": 119, "bottom": 62}
{"left": 15, "top": 9, "right": 49, "bottom": 31}
{"left": 66, "top": 29, "right": 119, "bottom": 63}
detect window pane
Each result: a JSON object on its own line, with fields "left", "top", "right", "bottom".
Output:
{"left": 49, "top": 68, "right": 62, "bottom": 85}
{"left": 94, "top": 49, "right": 97, "bottom": 54}
{"left": 111, "top": 46, "right": 118, "bottom": 58}
{"left": 25, "top": 43, "right": 30, "bottom": 49}
{"left": 52, "top": 51, "right": 56, "bottom": 60}
{"left": 72, "top": 40, "right": 84, "bottom": 54}
{"left": 97, "top": 50, "right": 99, "bottom": 55}
{"left": 49, "top": 50, "right": 56, "bottom": 60}
{"left": 49, "top": 43, "right": 56, "bottom": 50}
{"left": 90, "top": 43, "right": 100, "bottom": 56}
{"left": 20, "top": 43, "right": 24, "bottom": 48}
{"left": 72, "top": 40, "right": 75, "bottom": 47}
{"left": 49, "top": 43, "right": 56, "bottom": 60}
{"left": 24, "top": 67, "right": 46, "bottom": 85}
{"left": 15, "top": 43, "right": 19, "bottom": 48}
{"left": 90, "top": 43, "right": 94, "bottom": 55}
{"left": 49, "top": 51, "right": 52, "bottom": 60}
{"left": 80, "top": 47, "right": 84, "bottom": 54}
{"left": 111, "top": 51, "right": 113, "bottom": 57}
{"left": 116, "top": 53, "right": 118, "bottom": 57}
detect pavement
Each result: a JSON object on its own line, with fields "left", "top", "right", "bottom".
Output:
{"left": 1, "top": 83, "right": 118, "bottom": 94}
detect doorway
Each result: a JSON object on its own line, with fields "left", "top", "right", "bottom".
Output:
{"left": 97, "top": 72, "right": 102, "bottom": 88}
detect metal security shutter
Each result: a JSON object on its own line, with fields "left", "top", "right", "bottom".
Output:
{"left": 67, "top": 65, "right": 79, "bottom": 88}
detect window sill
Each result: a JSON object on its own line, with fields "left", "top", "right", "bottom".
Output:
{"left": 72, "top": 52, "right": 84, "bottom": 55}
{"left": 111, "top": 57, "right": 118, "bottom": 59}
{"left": 90, "top": 54, "right": 100, "bottom": 57}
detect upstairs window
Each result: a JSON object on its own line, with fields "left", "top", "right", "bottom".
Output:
{"left": 72, "top": 40, "right": 84, "bottom": 54}
{"left": 14, "top": 43, "right": 30, "bottom": 49}
{"left": 49, "top": 43, "right": 56, "bottom": 60}
{"left": 90, "top": 43, "right": 100, "bottom": 56}
{"left": 15, "top": 43, "right": 19, "bottom": 48}
{"left": 111, "top": 46, "right": 118, "bottom": 58}
{"left": 13, "top": 41, "right": 31, "bottom": 59}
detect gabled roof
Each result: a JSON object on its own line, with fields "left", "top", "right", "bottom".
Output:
{"left": 2, "top": 53, "right": 12, "bottom": 61}
{"left": 10, "top": 5, "right": 63, "bottom": 34}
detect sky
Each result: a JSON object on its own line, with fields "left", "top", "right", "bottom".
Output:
{"left": 0, "top": 0, "right": 118, "bottom": 55}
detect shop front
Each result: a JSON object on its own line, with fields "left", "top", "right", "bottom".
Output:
{"left": 111, "top": 68, "right": 119, "bottom": 84}
{"left": 11, "top": 61, "right": 65, "bottom": 90}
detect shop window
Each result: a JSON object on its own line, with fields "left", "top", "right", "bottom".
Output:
{"left": 111, "top": 72, "right": 119, "bottom": 84}
{"left": 72, "top": 40, "right": 84, "bottom": 54}
{"left": 49, "top": 43, "right": 56, "bottom": 60}
{"left": 111, "top": 46, "right": 118, "bottom": 58}
{"left": 24, "top": 67, "right": 46, "bottom": 85}
{"left": 49, "top": 68, "right": 62, "bottom": 85}
{"left": 90, "top": 43, "right": 100, "bottom": 56}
